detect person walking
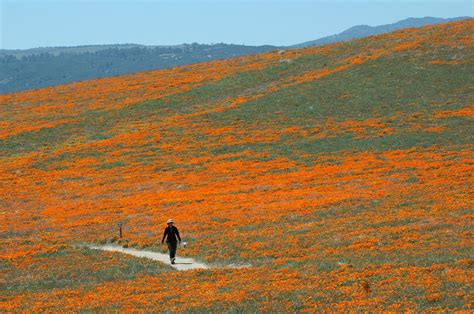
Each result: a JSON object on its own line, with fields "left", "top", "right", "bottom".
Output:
{"left": 161, "top": 219, "right": 181, "bottom": 264}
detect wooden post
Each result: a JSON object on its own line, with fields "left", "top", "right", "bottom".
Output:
{"left": 118, "top": 222, "right": 123, "bottom": 239}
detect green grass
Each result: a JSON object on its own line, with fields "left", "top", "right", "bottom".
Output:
{"left": 3, "top": 246, "right": 173, "bottom": 294}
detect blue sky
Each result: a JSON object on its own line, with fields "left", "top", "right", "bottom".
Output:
{"left": 1, "top": 0, "right": 472, "bottom": 49}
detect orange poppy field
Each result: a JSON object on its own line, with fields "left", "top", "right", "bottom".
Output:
{"left": 1, "top": 19, "right": 473, "bottom": 311}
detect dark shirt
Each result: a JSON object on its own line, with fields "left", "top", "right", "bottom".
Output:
{"left": 162, "top": 225, "right": 181, "bottom": 243}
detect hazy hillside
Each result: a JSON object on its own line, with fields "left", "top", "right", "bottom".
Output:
{"left": 1, "top": 19, "right": 473, "bottom": 311}
{"left": 0, "top": 44, "right": 150, "bottom": 58}
{"left": 0, "top": 43, "right": 276, "bottom": 94}
{"left": 293, "top": 16, "right": 470, "bottom": 47}
{"left": 2, "top": 17, "right": 469, "bottom": 95}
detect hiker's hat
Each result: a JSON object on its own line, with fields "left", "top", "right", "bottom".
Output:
{"left": 167, "top": 219, "right": 174, "bottom": 224}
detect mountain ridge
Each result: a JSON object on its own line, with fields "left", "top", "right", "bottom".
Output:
{"left": 292, "top": 16, "right": 470, "bottom": 47}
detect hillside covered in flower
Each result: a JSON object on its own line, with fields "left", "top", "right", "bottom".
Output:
{"left": 1, "top": 19, "right": 473, "bottom": 311}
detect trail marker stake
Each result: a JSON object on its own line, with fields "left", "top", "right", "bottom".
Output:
{"left": 118, "top": 222, "right": 123, "bottom": 239}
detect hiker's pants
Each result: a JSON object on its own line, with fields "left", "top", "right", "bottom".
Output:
{"left": 167, "top": 242, "right": 177, "bottom": 259}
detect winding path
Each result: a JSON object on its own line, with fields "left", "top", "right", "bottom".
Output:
{"left": 88, "top": 244, "right": 215, "bottom": 271}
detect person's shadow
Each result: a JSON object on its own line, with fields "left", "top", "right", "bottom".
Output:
{"left": 174, "top": 262, "right": 193, "bottom": 265}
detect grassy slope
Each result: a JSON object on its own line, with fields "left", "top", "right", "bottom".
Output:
{"left": 1, "top": 20, "right": 473, "bottom": 311}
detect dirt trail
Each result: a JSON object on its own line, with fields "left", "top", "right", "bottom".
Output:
{"left": 88, "top": 244, "right": 250, "bottom": 271}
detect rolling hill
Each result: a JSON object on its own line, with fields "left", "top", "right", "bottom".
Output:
{"left": 1, "top": 16, "right": 469, "bottom": 95}
{"left": 1, "top": 19, "right": 473, "bottom": 311}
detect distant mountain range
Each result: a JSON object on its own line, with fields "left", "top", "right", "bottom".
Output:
{"left": 0, "top": 43, "right": 276, "bottom": 94}
{"left": 0, "top": 16, "right": 470, "bottom": 94}
{"left": 292, "top": 16, "right": 470, "bottom": 48}
{"left": 0, "top": 44, "right": 154, "bottom": 58}
{"left": 0, "top": 43, "right": 267, "bottom": 58}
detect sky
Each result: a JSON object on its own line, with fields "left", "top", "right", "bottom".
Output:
{"left": 0, "top": 0, "right": 472, "bottom": 50}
